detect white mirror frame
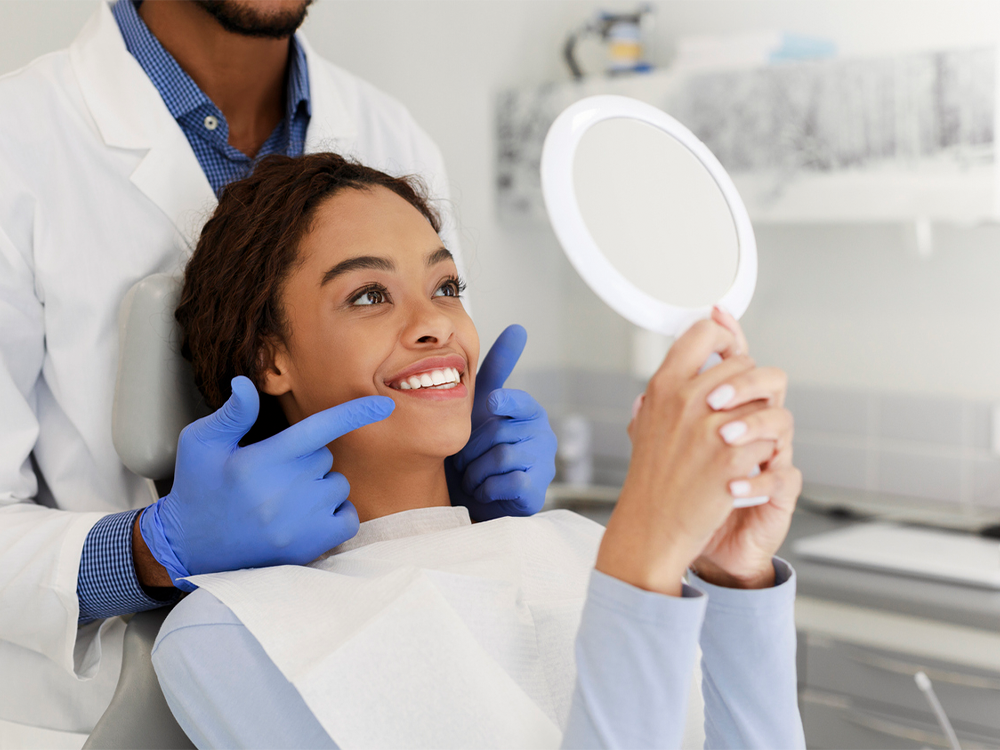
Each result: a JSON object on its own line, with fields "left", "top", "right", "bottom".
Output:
{"left": 541, "top": 95, "right": 757, "bottom": 336}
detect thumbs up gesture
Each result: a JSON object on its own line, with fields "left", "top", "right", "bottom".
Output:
{"left": 138, "top": 376, "right": 394, "bottom": 591}
{"left": 447, "top": 325, "right": 557, "bottom": 521}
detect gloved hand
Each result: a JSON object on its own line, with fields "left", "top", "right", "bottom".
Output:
{"left": 140, "top": 376, "right": 394, "bottom": 591}
{"left": 447, "top": 325, "right": 557, "bottom": 521}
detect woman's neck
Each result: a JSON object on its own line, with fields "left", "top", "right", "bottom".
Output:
{"left": 337, "top": 453, "right": 451, "bottom": 523}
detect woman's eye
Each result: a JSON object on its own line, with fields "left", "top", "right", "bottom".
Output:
{"left": 352, "top": 288, "right": 387, "bottom": 306}
{"left": 433, "top": 279, "right": 463, "bottom": 298}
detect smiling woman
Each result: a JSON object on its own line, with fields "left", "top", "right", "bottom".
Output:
{"left": 159, "top": 151, "right": 805, "bottom": 749}
{"left": 177, "top": 152, "right": 479, "bottom": 522}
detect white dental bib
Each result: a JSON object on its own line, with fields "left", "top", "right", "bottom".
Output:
{"left": 188, "top": 507, "right": 705, "bottom": 749}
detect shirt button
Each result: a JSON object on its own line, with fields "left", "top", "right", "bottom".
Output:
{"left": 203, "top": 115, "right": 219, "bottom": 131}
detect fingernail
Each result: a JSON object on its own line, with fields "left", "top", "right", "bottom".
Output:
{"left": 719, "top": 421, "right": 747, "bottom": 444}
{"left": 631, "top": 393, "right": 645, "bottom": 420}
{"left": 729, "top": 480, "right": 752, "bottom": 497}
{"left": 707, "top": 384, "right": 735, "bottom": 410}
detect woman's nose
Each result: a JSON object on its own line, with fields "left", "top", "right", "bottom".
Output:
{"left": 403, "top": 298, "right": 455, "bottom": 346}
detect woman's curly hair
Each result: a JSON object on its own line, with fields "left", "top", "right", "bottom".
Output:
{"left": 175, "top": 152, "right": 440, "bottom": 442}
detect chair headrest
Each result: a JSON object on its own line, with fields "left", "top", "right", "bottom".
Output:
{"left": 112, "top": 274, "right": 209, "bottom": 480}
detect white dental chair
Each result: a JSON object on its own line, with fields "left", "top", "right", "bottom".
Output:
{"left": 84, "top": 274, "right": 207, "bottom": 750}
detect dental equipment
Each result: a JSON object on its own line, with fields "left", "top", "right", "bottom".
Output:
{"left": 914, "top": 671, "right": 962, "bottom": 750}
{"left": 563, "top": 7, "right": 654, "bottom": 79}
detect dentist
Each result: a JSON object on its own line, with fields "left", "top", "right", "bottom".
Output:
{"left": 0, "top": 1, "right": 556, "bottom": 744}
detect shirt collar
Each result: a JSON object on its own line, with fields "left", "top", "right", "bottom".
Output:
{"left": 286, "top": 34, "right": 312, "bottom": 121}
{"left": 112, "top": 0, "right": 312, "bottom": 123}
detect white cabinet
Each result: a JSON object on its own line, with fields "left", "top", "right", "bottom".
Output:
{"left": 796, "top": 597, "right": 1000, "bottom": 748}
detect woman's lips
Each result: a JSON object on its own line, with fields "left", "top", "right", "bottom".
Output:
{"left": 392, "top": 382, "right": 469, "bottom": 401}
{"left": 384, "top": 353, "right": 470, "bottom": 402}
{"left": 385, "top": 354, "right": 467, "bottom": 390}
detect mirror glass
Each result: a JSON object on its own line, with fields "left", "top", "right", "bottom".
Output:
{"left": 572, "top": 117, "right": 739, "bottom": 309}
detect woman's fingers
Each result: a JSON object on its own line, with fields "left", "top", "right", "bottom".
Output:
{"left": 722, "top": 437, "right": 777, "bottom": 482}
{"left": 717, "top": 406, "right": 794, "bottom": 451}
{"left": 706, "top": 366, "right": 788, "bottom": 411}
{"left": 655, "top": 318, "right": 739, "bottom": 382}
{"left": 728, "top": 465, "right": 802, "bottom": 510}
{"left": 765, "top": 438, "right": 794, "bottom": 470}
{"left": 632, "top": 354, "right": 755, "bottom": 445}
{"left": 711, "top": 305, "right": 748, "bottom": 356}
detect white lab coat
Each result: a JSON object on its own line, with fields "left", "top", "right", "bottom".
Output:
{"left": 0, "top": 2, "right": 460, "bottom": 742}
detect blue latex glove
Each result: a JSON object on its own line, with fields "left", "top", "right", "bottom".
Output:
{"left": 140, "top": 376, "right": 394, "bottom": 591}
{"left": 447, "top": 325, "right": 557, "bottom": 521}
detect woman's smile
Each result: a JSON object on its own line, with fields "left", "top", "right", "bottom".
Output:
{"left": 384, "top": 353, "right": 469, "bottom": 400}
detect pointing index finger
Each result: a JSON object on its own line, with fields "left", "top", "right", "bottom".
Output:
{"left": 264, "top": 396, "right": 395, "bottom": 460}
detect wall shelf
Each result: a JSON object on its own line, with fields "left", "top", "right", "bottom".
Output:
{"left": 497, "top": 46, "right": 999, "bottom": 225}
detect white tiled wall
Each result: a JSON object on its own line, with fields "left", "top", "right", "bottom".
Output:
{"left": 787, "top": 385, "right": 1000, "bottom": 509}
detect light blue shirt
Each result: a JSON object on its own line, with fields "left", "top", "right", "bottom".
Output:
{"left": 152, "top": 558, "right": 804, "bottom": 749}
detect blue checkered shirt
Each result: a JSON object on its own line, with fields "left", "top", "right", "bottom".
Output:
{"left": 77, "top": 0, "right": 312, "bottom": 623}
{"left": 113, "top": 0, "right": 310, "bottom": 196}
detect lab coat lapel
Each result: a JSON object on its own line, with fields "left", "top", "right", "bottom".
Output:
{"left": 127, "top": 126, "right": 216, "bottom": 251}
{"left": 299, "top": 35, "right": 358, "bottom": 153}
{"left": 69, "top": 2, "right": 216, "bottom": 250}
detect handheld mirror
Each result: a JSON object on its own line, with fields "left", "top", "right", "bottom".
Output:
{"left": 540, "top": 94, "right": 765, "bottom": 507}
{"left": 540, "top": 94, "right": 756, "bottom": 337}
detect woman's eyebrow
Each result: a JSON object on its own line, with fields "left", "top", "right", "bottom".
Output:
{"left": 426, "top": 247, "right": 453, "bottom": 266}
{"left": 320, "top": 256, "right": 395, "bottom": 286}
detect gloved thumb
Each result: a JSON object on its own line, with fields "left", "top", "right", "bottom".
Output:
{"left": 191, "top": 376, "right": 260, "bottom": 447}
{"left": 473, "top": 324, "right": 527, "bottom": 425}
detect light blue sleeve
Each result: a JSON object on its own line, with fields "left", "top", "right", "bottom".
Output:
{"left": 562, "top": 570, "right": 708, "bottom": 749}
{"left": 690, "top": 558, "right": 806, "bottom": 750}
{"left": 562, "top": 570, "right": 707, "bottom": 750}
{"left": 563, "top": 560, "right": 804, "bottom": 750}
{"left": 152, "top": 589, "right": 338, "bottom": 750}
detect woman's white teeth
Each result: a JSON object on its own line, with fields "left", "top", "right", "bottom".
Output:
{"left": 395, "top": 367, "right": 461, "bottom": 390}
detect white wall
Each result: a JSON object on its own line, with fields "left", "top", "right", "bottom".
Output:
{"left": 305, "top": 1, "right": 1000, "bottom": 398}
{"left": 4, "top": 1, "right": 1000, "bottom": 396}
{"left": 0, "top": 1, "right": 94, "bottom": 74}
{"left": 655, "top": 1, "right": 1000, "bottom": 400}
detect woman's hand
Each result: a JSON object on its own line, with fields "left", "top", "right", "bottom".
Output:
{"left": 596, "top": 317, "right": 777, "bottom": 597}
{"left": 692, "top": 308, "right": 800, "bottom": 589}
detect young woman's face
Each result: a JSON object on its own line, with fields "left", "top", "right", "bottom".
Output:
{"left": 263, "top": 186, "right": 479, "bottom": 461}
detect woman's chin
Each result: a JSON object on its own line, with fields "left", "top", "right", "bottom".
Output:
{"left": 430, "top": 432, "right": 473, "bottom": 461}
{"left": 377, "top": 410, "right": 469, "bottom": 459}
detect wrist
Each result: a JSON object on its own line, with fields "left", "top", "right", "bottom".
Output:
{"left": 132, "top": 510, "right": 175, "bottom": 589}
{"left": 596, "top": 515, "right": 691, "bottom": 597}
{"left": 691, "top": 556, "right": 775, "bottom": 589}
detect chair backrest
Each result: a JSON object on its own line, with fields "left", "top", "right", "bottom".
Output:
{"left": 112, "top": 274, "right": 209, "bottom": 480}
{"left": 82, "top": 609, "right": 195, "bottom": 750}
{"left": 96, "top": 276, "right": 204, "bottom": 747}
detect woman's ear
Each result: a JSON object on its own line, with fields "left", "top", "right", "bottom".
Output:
{"left": 259, "top": 337, "right": 293, "bottom": 397}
